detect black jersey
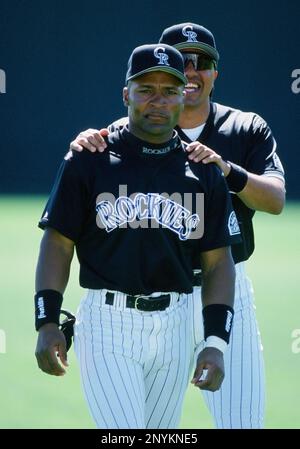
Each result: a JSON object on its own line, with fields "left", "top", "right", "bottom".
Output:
{"left": 39, "top": 126, "right": 240, "bottom": 295}
{"left": 110, "top": 102, "right": 285, "bottom": 264}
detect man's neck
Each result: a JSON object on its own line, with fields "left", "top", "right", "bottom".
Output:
{"left": 178, "top": 101, "right": 211, "bottom": 129}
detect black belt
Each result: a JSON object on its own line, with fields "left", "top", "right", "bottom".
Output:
{"left": 193, "top": 271, "right": 202, "bottom": 287}
{"left": 105, "top": 292, "right": 172, "bottom": 311}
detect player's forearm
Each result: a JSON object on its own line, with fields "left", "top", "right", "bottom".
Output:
{"left": 35, "top": 228, "right": 74, "bottom": 293}
{"left": 236, "top": 173, "right": 285, "bottom": 214}
{"left": 200, "top": 250, "right": 235, "bottom": 308}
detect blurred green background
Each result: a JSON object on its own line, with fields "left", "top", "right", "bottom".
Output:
{"left": 0, "top": 196, "right": 299, "bottom": 429}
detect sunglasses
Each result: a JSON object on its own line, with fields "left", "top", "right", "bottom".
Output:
{"left": 182, "top": 53, "right": 216, "bottom": 71}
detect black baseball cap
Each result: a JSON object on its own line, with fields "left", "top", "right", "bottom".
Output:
{"left": 159, "top": 23, "right": 219, "bottom": 62}
{"left": 125, "top": 44, "right": 187, "bottom": 85}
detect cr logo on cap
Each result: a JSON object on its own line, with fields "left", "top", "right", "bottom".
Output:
{"left": 154, "top": 47, "right": 170, "bottom": 66}
{"left": 182, "top": 25, "right": 198, "bottom": 42}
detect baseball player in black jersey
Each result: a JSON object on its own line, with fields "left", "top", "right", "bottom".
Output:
{"left": 34, "top": 43, "right": 240, "bottom": 429}
{"left": 70, "top": 23, "right": 285, "bottom": 428}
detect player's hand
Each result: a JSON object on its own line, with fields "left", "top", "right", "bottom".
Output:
{"left": 191, "top": 347, "right": 225, "bottom": 391}
{"left": 186, "top": 141, "right": 231, "bottom": 175}
{"left": 35, "top": 323, "right": 69, "bottom": 376}
{"left": 69, "top": 128, "right": 109, "bottom": 153}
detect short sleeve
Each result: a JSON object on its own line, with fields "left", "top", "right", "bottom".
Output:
{"left": 245, "top": 115, "right": 285, "bottom": 182}
{"left": 199, "top": 165, "right": 241, "bottom": 252}
{"left": 39, "top": 152, "right": 89, "bottom": 242}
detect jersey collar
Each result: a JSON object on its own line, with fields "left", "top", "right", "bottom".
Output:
{"left": 120, "top": 125, "right": 181, "bottom": 158}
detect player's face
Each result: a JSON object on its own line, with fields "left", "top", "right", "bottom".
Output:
{"left": 182, "top": 51, "right": 218, "bottom": 109}
{"left": 124, "top": 72, "right": 185, "bottom": 143}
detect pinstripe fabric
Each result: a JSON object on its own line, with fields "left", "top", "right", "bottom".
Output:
{"left": 74, "top": 289, "right": 192, "bottom": 429}
{"left": 145, "top": 299, "right": 191, "bottom": 428}
{"left": 189, "top": 262, "right": 265, "bottom": 429}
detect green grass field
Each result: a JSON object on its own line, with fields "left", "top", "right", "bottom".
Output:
{"left": 0, "top": 196, "right": 299, "bottom": 429}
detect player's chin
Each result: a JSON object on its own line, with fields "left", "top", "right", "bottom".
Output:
{"left": 144, "top": 123, "right": 172, "bottom": 135}
{"left": 184, "top": 89, "right": 202, "bottom": 104}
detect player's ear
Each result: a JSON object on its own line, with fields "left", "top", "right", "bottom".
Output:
{"left": 123, "top": 87, "right": 129, "bottom": 107}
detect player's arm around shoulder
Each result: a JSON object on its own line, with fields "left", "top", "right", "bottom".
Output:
{"left": 35, "top": 228, "right": 75, "bottom": 376}
{"left": 192, "top": 246, "right": 235, "bottom": 391}
{"left": 185, "top": 140, "right": 230, "bottom": 173}
{"left": 69, "top": 117, "right": 128, "bottom": 153}
{"left": 235, "top": 170, "right": 285, "bottom": 215}
{"left": 185, "top": 137, "right": 285, "bottom": 215}
{"left": 69, "top": 128, "right": 109, "bottom": 153}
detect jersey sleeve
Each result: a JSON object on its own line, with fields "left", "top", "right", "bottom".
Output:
{"left": 38, "top": 152, "right": 89, "bottom": 242}
{"left": 244, "top": 114, "right": 285, "bottom": 182}
{"left": 108, "top": 116, "right": 129, "bottom": 133}
{"left": 199, "top": 165, "right": 241, "bottom": 252}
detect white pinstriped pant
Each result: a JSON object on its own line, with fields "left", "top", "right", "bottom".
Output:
{"left": 74, "top": 289, "right": 193, "bottom": 429}
{"left": 189, "top": 262, "right": 265, "bottom": 429}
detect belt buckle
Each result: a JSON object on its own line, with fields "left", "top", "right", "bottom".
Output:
{"left": 134, "top": 295, "right": 143, "bottom": 310}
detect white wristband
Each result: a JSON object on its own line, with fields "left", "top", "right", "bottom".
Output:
{"left": 205, "top": 336, "right": 228, "bottom": 354}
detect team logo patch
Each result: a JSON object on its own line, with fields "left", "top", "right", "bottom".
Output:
{"left": 153, "top": 47, "right": 170, "bottom": 66}
{"left": 182, "top": 25, "right": 198, "bottom": 42}
{"left": 228, "top": 211, "right": 240, "bottom": 236}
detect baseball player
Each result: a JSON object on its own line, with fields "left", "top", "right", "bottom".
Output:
{"left": 70, "top": 23, "right": 286, "bottom": 428}
{"left": 34, "top": 43, "right": 240, "bottom": 429}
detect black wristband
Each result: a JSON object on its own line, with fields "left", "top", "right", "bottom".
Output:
{"left": 225, "top": 161, "right": 248, "bottom": 193}
{"left": 34, "top": 289, "right": 63, "bottom": 331}
{"left": 202, "top": 304, "right": 234, "bottom": 344}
